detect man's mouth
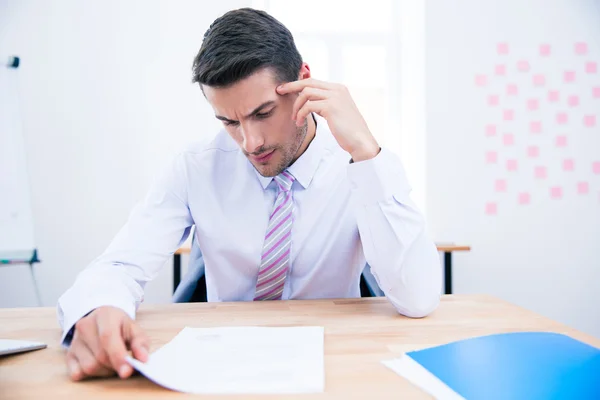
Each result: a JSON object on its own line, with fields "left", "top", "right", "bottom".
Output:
{"left": 251, "top": 149, "right": 275, "bottom": 163}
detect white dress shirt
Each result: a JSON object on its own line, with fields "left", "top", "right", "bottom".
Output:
{"left": 57, "top": 115, "right": 442, "bottom": 342}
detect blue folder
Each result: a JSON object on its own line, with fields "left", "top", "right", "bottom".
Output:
{"left": 406, "top": 332, "right": 600, "bottom": 400}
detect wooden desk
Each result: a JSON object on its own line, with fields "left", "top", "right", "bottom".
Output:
{"left": 172, "top": 244, "right": 471, "bottom": 295}
{"left": 1, "top": 295, "right": 598, "bottom": 399}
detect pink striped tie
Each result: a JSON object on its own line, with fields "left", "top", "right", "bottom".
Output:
{"left": 254, "top": 170, "right": 295, "bottom": 301}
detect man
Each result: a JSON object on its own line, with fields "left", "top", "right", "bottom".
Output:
{"left": 58, "top": 8, "right": 441, "bottom": 381}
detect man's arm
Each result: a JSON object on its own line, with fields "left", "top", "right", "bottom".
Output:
{"left": 348, "top": 149, "right": 441, "bottom": 317}
{"left": 57, "top": 152, "right": 194, "bottom": 344}
{"left": 276, "top": 79, "right": 441, "bottom": 317}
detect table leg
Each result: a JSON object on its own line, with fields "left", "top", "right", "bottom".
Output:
{"left": 29, "top": 262, "right": 42, "bottom": 306}
{"left": 444, "top": 252, "right": 452, "bottom": 294}
{"left": 173, "top": 254, "right": 181, "bottom": 294}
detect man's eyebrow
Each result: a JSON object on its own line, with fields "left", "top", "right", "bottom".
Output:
{"left": 215, "top": 115, "right": 237, "bottom": 123}
{"left": 215, "top": 101, "right": 277, "bottom": 123}
{"left": 245, "top": 101, "right": 276, "bottom": 118}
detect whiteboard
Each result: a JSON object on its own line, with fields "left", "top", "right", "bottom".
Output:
{"left": 0, "top": 60, "right": 36, "bottom": 260}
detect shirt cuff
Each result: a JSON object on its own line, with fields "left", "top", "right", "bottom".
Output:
{"left": 347, "top": 147, "right": 412, "bottom": 205}
{"left": 58, "top": 297, "right": 137, "bottom": 347}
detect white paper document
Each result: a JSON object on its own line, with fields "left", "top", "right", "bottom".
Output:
{"left": 127, "top": 326, "right": 324, "bottom": 394}
{"left": 382, "top": 357, "right": 464, "bottom": 400}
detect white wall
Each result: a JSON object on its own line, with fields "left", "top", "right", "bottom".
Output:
{"left": 0, "top": 0, "right": 247, "bottom": 307}
{"left": 426, "top": 0, "right": 600, "bottom": 337}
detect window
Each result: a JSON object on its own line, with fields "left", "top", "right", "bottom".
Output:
{"left": 252, "top": 0, "right": 426, "bottom": 213}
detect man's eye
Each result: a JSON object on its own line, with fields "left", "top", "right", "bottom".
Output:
{"left": 256, "top": 110, "right": 273, "bottom": 119}
{"left": 224, "top": 121, "right": 239, "bottom": 126}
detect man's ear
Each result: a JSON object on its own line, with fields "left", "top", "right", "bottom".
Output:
{"left": 297, "top": 62, "right": 311, "bottom": 80}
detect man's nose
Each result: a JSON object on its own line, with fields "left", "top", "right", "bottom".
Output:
{"left": 241, "top": 123, "right": 265, "bottom": 154}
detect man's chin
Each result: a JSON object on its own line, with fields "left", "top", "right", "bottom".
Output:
{"left": 249, "top": 160, "right": 276, "bottom": 177}
{"left": 255, "top": 165, "right": 279, "bottom": 177}
{"left": 247, "top": 151, "right": 288, "bottom": 177}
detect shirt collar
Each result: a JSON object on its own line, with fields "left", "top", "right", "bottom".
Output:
{"left": 254, "top": 113, "right": 329, "bottom": 190}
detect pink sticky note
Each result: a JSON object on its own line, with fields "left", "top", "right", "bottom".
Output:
{"left": 497, "top": 43, "right": 509, "bottom": 55}
{"left": 495, "top": 64, "right": 506, "bottom": 75}
{"left": 563, "top": 159, "right": 574, "bottom": 171}
{"left": 592, "top": 161, "right": 600, "bottom": 174}
{"left": 556, "top": 135, "right": 568, "bottom": 147}
{"left": 548, "top": 90, "right": 560, "bottom": 102}
{"left": 539, "top": 44, "right": 551, "bottom": 56}
{"left": 575, "top": 42, "right": 588, "bottom": 55}
{"left": 485, "top": 124, "right": 497, "bottom": 136}
{"left": 488, "top": 95, "right": 499, "bottom": 106}
{"left": 593, "top": 87, "right": 600, "bottom": 98}
{"left": 486, "top": 151, "right": 498, "bottom": 163}
{"left": 550, "top": 186, "right": 563, "bottom": 199}
{"left": 506, "top": 84, "right": 518, "bottom": 95}
{"left": 564, "top": 71, "right": 576, "bottom": 82}
{"left": 475, "top": 74, "right": 487, "bottom": 86}
{"left": 527, "top": 146, "right": 539, "bottom": 158}
{"left": 568, "top": 95, "right": 579, "bottom": 107}
{"left": 584, "top": 115, "right": 596, "bottom": 127}
{"left": 533, "top": 74, "right": 545, "bottom": 86}
{"left": 530, "top": 121, "right": 542, "bottom": 133}
{"left": 586, "top": 62, "right": 597, "bottom": 74}
{"left": 503, "top": 110, "right": 514, "bottom": 121}
{"left": 535, "top": 166, "right": 547, "bottom": 179}
{"left": 517, "top": 60, "right": 530, "bottom": 72}
{"left": 518, "top": 192, "right": 531, "bottom": 205}
{"left": 527, "top": 99, "right": 539, "bottom": 110}
{"left": 556, "top": 112, "right": 568, "bottom": 124}
{"left": 506, "top": 159, "right": 518, "bottom": 171}
{"left": 503, "top": 133, "right": 514, "bottom": 145}
{"left": 485, "top": 202, "right": 497, "bottom": 215}
{"left": 577, "top": 182, "right": 589, "bottom": 194}
{"left": 495, "top": 179, "right": 507, "bottom": 192}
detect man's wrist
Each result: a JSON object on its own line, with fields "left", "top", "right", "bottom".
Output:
{"left": 349, "top": 140, "right": 381, "bottom": 163}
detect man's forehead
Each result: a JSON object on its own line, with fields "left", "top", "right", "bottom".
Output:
{"left": 211, "top": 93, "right": 279, "bottom": 116}
{"left": 204, "top": 68, "right": 280, "bottom": 96}
{"left": 205, "top": 74, "right": 283, "bottom": 118}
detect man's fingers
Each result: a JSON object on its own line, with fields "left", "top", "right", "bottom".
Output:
{"left": 291, "top": 87, "right": 329, "bottom": 121}
{"left": 116, "top": 319, "right": 150, "bottom": 379}
{"left": 277, "top": 78, "right": 332, "bottom": 95}
{"left": 118, "top": 363, "right": 134, "bottom": 379}
{"left": 71, "top": 339, "right": 115, "bottom": 378}
{"left": 296, "top": 100, "right": 326, "bottom": 126}
{"left": 78, "top": 322, "right": 113, "bottom": 370}
{"left": 97, "top": 316, "right": 130, "bottom": 378}
{"left": 126, "top": 322, "right": 150, "bottom": 363}
{"left": 130, "top": 340, "right": 149, "bottom": 364}
{"left": 66, "top": 353, "right": 84, "bottom": 381}
{"left": 67, "top": 341, "right": 114, "bottom": 381}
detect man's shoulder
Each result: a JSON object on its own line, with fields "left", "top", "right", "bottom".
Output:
{"left": 179, "top": 129, "right": 239, "bottom": 159}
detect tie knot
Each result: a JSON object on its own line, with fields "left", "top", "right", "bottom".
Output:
{"left": 274, "top": 170, "right": 295, "bottom": 192}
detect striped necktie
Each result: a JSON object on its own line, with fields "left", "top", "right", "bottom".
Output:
{"left": 254, "top": 170, "right": 295, "bottom": 301}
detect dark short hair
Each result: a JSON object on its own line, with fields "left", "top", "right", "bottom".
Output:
{"left": 191, "top": 8, "right": 303, "bottom": 88}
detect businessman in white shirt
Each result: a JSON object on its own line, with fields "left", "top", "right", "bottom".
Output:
{"left": 59, "top": 7, "right": 442, "bottom": 381}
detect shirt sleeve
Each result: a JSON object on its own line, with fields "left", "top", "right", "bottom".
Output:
{"left": 56, "top": 153, "right": 194, "bottom": 345}
{"left": 347, "top": 148, "right": 442, "bottom": 318}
